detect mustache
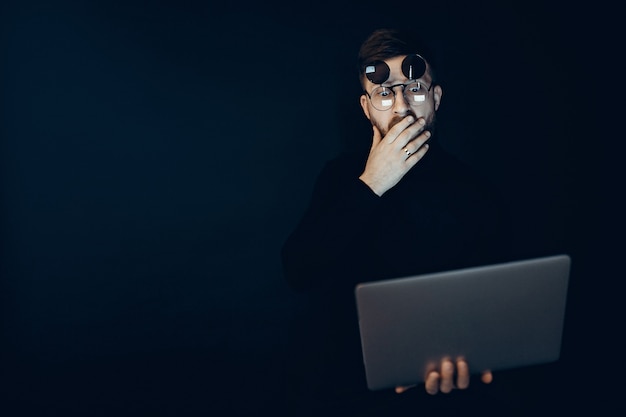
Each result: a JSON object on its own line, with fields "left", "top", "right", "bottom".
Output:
{"left": 388, "top": 112, "right": 416, "bottom": 130}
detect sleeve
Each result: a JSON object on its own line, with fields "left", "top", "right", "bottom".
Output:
{"left": 281, "top": 157, "right": 384, "bottom": 292}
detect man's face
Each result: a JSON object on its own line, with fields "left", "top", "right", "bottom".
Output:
{"left": 360, "top": 55, "right": 443, "bottom": 136}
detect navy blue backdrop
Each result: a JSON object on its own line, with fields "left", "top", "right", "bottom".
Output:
{"left": 1, "top": 1, "right": 622, "bottom": 415}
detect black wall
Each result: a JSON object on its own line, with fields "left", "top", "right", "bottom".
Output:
{"left": 2, "top": 1, "right": 622, "bottom": 415}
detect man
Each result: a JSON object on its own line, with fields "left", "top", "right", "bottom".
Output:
{"left": 281, "top": 28, "right": 511, "bottom": 416}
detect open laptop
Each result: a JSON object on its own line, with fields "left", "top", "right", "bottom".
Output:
{"left": 354, "top": 254, "right": 571, "bottom": 391}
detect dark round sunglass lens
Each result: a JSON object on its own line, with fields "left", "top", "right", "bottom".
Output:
{"left": 365, "top": 61, "right": 390, "bottom": 85}
{"left": 401, "top": 54, "right": 426, "bottom": 80}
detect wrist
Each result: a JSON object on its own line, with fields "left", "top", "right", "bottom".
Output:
{"left": 359, "top": 174, "right": 386, "bottom": 197}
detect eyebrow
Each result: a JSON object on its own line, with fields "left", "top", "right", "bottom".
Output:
{"left": 380, "top": 78, "right": 431, "bottom": 88}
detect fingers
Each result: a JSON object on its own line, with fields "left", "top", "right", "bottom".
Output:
{"left": 404, "top": 133, "right": 430, "bottom": 165}
{"left": 385, "top": 115, "right": 419, "bottom": 144}
{"left": 422, "top": 360, "right": 493, "bottom": 396}
{"left": 456, "top": 359, "right": 470, "bottom": 390}
{"left": 401, "top": 121, "right": 430, "bottom": 164}
{"left": 425, "top": 358, "right": 475, "bottom": 396}
{"left": 425, "top": 371, "right": 440, "bottom": 395}
{"left": 439, "top": 359, "right": 455, "bottom": 393}
{"left": 481, "top": 370, "right": 493, "bottom": 384}
{"left": 397, "top": 117, "right": 430, "bottom": 168}
{"left": 385, "top": 115, "right": 428, "bottom": 147}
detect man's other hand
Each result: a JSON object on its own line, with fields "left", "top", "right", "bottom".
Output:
{"left": 394, "top": 358, "right": 492, "bottom": 395}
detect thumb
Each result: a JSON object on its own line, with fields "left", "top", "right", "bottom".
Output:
{"left": 395, "top": 384, "right": 416, "bottom": 394}
{"left": 371, "top": 125, "right": 382, "bottom": 146}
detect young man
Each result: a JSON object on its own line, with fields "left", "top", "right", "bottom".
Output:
{"left": 281, "top": 28, "right": 511, "bottom": 416}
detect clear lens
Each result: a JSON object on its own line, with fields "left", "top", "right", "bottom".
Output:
{"left": 369, "top": 82, "right": 428, "bottom": 111}
{"left": 406, "top": 82, "right": 426, "bottom": 104}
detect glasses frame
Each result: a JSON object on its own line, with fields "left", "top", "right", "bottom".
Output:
{"left": 364, "top": 81, "right": 434, "bottom": 111}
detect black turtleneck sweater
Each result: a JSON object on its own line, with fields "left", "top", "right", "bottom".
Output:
{"left": 280, "top": 140, "right": 513, "bottom": 416}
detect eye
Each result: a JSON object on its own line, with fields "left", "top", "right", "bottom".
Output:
{"left": 374, "top": 87, "right": 392, "bottom": 98}
{"left": 407, "top": 82, "right": 422, "bottom": 93}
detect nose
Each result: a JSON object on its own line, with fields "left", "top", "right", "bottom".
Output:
{"left": 392, "top": 86, "right": 410, "bottom": 115}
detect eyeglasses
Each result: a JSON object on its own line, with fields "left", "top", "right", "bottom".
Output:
{"left": 364, "top": 81, "right": 433, "bottom": 111}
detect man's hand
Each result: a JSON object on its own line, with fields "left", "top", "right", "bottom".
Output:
{"left": 358, "top": 115, "right": 431, "bottom": 196}
{"left": 395, "top": 358, "right": 493, "bottom": 395}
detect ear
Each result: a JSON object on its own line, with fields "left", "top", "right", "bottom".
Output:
{"left": 360, "top": 94, "right": 371, "bottom": 120}
{"left": 433, "top": 85, "right": 443, "bottom": 111}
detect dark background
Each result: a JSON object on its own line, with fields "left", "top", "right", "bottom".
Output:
{"left": 1, "top": 1, "right": 623, "bottom": 415}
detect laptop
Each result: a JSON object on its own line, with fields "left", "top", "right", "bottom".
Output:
{"left": 354, "top": 254, "right": 571, "bottom": 391}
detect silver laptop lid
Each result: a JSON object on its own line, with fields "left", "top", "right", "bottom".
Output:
{"left": 354, "top": 254, "right": 571, "bottom": 391}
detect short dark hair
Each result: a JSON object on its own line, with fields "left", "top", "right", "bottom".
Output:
{"left": 357, "top": 28, "right": 437, "bottom": 87}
